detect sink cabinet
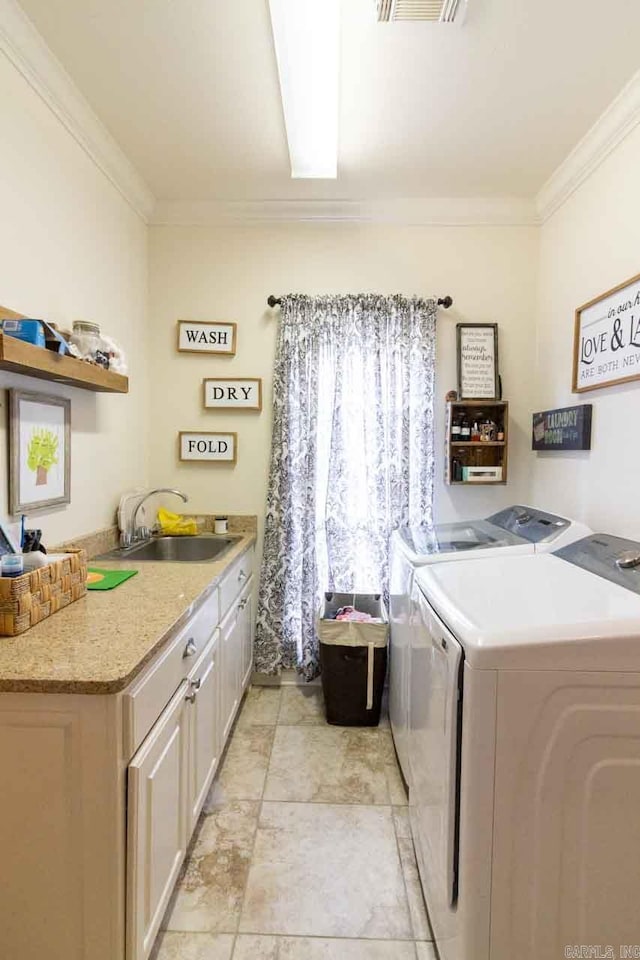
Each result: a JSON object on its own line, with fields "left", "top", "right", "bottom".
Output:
{"left": 0, "top": 544, "right": 254, "bottom": 960}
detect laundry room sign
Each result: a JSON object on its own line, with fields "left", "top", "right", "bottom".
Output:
{"left": 203, "top": 378, "right": 262, "bottom": 410}
{"left": 573, "top": 271, "right": 640, "bottom": 392}
{"left": 179, "top": 432, "right": 237, "bottom": 463}
{"left": 177, "top": 320, "right": 237, "bottom": 355}
{"left": 532, "top": 404, "right": 592, "bottom": 451}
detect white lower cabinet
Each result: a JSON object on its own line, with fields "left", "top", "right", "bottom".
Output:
{"left": 0, "top": 546, "right": 254, "bottom": 960}
{"left": 126, "top": 681, "right": 190, "bottom": 960}
{"left": 240, "top": 581, "right": 254, "bottom": 691}
{"left": 127, "top": 557, "right": 254, "bottom": 960}
{"left": 127, "top": 631, "right": 222, "bottom": 960}
{"left": 220, "top": 599, "right": 242, "bottom": 743}
{"left": 220, "top": 576, "right": 254, "bottom": 743}
{"left": 186, "top": 632, "right": 220, "bottom": 833}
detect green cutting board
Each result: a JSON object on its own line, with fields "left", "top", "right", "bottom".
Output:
{"left": 87, "top": 568, "right": 138, "bottom": 590}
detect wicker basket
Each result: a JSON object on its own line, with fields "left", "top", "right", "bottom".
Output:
{"left": 0, "top": 549, "right": 88, "bottom": 636}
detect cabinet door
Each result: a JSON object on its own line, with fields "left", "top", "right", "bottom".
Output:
{"left": 239, "top": 579, "right": 254, "bottom": 692}
{"left": 187, "top": 632, "right": 220, "bottom": 832}
{"left": 220, "top": 602, "right": 242, "bottom": 744}
{"left": 127, "top": 681, "right": 189, "bottom": 960}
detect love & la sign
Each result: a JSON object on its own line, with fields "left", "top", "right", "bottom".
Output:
{"left": 573, "top": 271, "right": 640, "bottom": 393}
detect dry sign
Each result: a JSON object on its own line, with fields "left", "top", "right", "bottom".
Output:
{"left": 573, "top": 271, "right": 640, "bottom": 392}
{"left": 203, "top": 378, "right": 262, "bottom": 410}
{"left": 179, "top": 432, "right": 237, "bottom": 463}
{"left": 177, "top": 321, "right": 237, "bottom": 356}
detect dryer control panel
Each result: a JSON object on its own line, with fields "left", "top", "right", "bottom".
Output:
{"left": 554, "top": 533, "right": 640, "bottom": 594}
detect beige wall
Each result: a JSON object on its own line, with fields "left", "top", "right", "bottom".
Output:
{"left": 531, "top": 123, "right": 640, "bottom": 537}
{"left": 149, "top": 223, "right": 539, "bottom": 530}
{"left": 0, "top": 52, "right": 149, "bottom": 544}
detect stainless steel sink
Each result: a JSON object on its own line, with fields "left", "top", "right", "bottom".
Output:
{"left": 96, "top": 535, "right": 240, "bottom": 564}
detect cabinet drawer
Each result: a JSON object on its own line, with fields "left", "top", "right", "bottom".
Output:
{"left": 219, "top": 547, "right": 254, "bottom": 619}
{"left": 123, "top": 588, "right": 220, "bottom": 759}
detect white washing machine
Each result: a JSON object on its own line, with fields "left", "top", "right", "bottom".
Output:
{"left": 389, "top": 505, "right": 592, "bottom": 781}
{"left": 409, "top": 533, "right": 640, "bottom": 960}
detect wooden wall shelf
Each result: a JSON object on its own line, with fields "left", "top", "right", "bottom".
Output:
{"left": 0, "top": 333, "right": 129, "bottom": 394}
{"left": 450, "top": 441, "right": 505, "bottom": 448}
{"left": 445, "top": 400, "right": 509, "bottom": 485}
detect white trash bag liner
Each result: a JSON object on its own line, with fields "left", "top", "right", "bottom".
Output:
{"left": 318, "top": 593, "right": 389, "bottom": 711}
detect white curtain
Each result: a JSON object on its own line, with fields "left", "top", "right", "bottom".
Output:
{"left": 255, "top": 294, "right": 437, "bottom": 679}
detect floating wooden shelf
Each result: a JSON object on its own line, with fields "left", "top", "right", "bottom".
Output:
{"left": 0, "top": 333, "right": 128, "bottom": 393}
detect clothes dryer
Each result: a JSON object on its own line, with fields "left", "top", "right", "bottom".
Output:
{"left": 409, "top": 534, "right": 640, "bottom": 960}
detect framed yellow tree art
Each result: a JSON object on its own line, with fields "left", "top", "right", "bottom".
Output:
{"left": 9, "top": 390, "right": 71, "bottom": 514}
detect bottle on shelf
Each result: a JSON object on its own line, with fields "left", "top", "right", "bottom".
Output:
{"left": 460, "top": 415, "right": 471, "bottom": 442}
{"left": 451, "top": 413, "right": 462, "bottom": 443}
{"left": 471, "top": 419, "right": 481, "bottom": 442}
{"left": 497, "top": 423, "right": 505, "bottom": 442}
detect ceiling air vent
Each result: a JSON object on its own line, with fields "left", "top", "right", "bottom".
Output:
{"left": 377, "top": 0, "right": 466, "bottom": 22}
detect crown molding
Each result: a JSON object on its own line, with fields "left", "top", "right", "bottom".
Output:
{"left": 0, "top": 0, "right": 155, "bottom": 221}
{"left": 151, "top": 196, "right": 539, "bottom": 227}
{"left": 537, "top": 67, "right": 640, "bottom": 223}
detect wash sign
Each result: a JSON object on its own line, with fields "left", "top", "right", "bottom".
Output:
{"left": 573, "top": 272, "right": 640, "bottom": 392}
{"left": 177, "top": 321, "right": 237, "bottom": 355}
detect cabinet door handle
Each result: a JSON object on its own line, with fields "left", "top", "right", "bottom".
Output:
{"left": 185, "top": 678, "right": 201, "bottom": 703}
{"left": 183, "top": 638, "right": 197, "bottom": 658}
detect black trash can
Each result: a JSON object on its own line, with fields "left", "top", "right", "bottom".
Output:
{"left": 318, "top": 592, "right": 389, "bottom": 727}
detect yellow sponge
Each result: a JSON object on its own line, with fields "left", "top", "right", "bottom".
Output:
{"left": 157, "top": 507, "right": 198, "bottom": 536}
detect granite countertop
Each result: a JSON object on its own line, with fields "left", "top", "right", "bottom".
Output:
{"left": 0, "top": 534, "right": 256, "bottom": 696}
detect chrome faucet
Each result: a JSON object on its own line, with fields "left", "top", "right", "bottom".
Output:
{"left": 129, "top": 488, "right": 189, "bottom": 544}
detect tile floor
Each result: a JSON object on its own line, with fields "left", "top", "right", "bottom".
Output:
{"left": 154, "top": 685, "right": 435, "bottom": 960}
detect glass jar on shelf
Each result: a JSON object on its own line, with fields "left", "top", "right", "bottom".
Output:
{"left": 70, "top": 321, "right": 101, "bottom": 362}
{"left": 480, "top": 418, "right": 497, "bottom": 442}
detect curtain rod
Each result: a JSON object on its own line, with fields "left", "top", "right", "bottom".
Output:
{"left": 267, "top": 294, "right": 453, "bottom": 309}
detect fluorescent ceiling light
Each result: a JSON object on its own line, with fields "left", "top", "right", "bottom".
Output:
{"left": 268, "top": 0, "right": 339, "bottom": 179}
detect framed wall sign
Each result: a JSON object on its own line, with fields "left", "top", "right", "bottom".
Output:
{"left": 177, "top": 320, "right": 237, "bottom": 356}
{"left": 457, "top": 323, "right": 499, "bottom": 399}
{"left": 9, "top": 390, "right": 71, "bottom": 514}
{"left": 179, "top": 432, "right": 237, "bottom": 463}
{"left": 203, "top": 378, "right": 262, "bottom": 410}
{"left": 573, "top": 272, "right": 640, "bottom": 393}
{"left": 532, "top": 404, "right": 592, "bottom": 451}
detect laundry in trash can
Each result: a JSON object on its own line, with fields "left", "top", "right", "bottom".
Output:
{"left": 332, "top": 605, "right": 383, "bottom": 623}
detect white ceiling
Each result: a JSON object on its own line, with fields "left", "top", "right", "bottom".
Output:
{"left": 16, "top": 0, "right": 640, "bottom": 203}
